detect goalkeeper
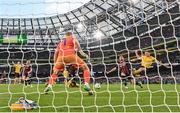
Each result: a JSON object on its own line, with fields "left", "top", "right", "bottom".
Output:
{"left": 44, "top": 32, "right": 93, "bottom": 95}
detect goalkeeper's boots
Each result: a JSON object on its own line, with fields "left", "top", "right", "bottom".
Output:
{"left": 84, "top": 84, "right": 93, "bottom": 96}
{"left": 43, "top": 84, "right": 52, "bottom": 94}
{"left": 43, "top": 88, "right": 50, "bottom": 94}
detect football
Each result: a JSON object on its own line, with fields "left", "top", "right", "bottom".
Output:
{"left": 94, "top": 83, "right": 101, "bottom": 89}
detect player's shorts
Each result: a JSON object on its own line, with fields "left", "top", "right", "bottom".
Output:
{"left": 145, "top": 63, "right": 157, "bottom": 73}
{"left": 53, "top": 54, "right": 86, "bottom": 72}
{"left": 15, "top": 73, "right": 21, "bottom": 78}
{"left": 120, "top": 74, "right": 133, "bottom": 80}
{"left": 23, "top": 72, "right": 31, "bottom": 78}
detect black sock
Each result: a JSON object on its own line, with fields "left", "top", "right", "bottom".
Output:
{"left": 25, "top": 80, "right": 27, "bottom": 86}
{"left": 136, "top": 81, "right": 143, "bottom": 88}
{"left": 27, "top": 79, "right": 31, "bottom": 85}
{"left": 123, "top": 79, "right": 127, "bottom": 86}
{"left": 124, "top": 81, "right": 127, "bottom": 86}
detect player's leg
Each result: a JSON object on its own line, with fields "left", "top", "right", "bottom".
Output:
{"left": 121, "top": 72, "right": 129, "bottom": 88}
{"left": 18, "top": 74, "right": 22, "bottom": 84}
{"left": 75, "top": 56, "right": 93, "bottom": 95}
{"left": 66, "top": 65, "right": 79, "bottom": 88}
{"left": 16, "top": 73, "right": 20, "bottom": 84}
{"left": 22, "top": 74, "right": 27, "bottom": 86}
{"left": 44, "top": 60, "right": 64, "bottom": 94}
{"left": 26, "top": 76, "right": 30, "bottom": 86}
{"left": 122, "top": 78, "right": 128, "bottom": 88}
{"left": 136, "top": 78, "right": 143, "bottom": 88}
{"left": 44, "top": 70, "right": 59, "bottom": 93}
{"left": 17, "top": 73, "right": 22, "bottom": 84}
{"left": 133, "top": 67, "right": 145, "bottom": 76}
{"left": 63, "top": 68, "right": 70, "bottom": 87}
{"left": 64, "top": 55, "right": 92, "bottom": 95}
{"left": 19, "top": 73, "right": 22, "bottom": 84}
{"left": 27, "top": 73, "right": 32, "bottom": 87}
{"left": 131, "top": 75, "right": 143, "bottom": 88}
{"left": 24, "top": 76, "right": 28, "bottom": 86}
{"left": 14, "top": 73, "right": 18, "bottom": 84}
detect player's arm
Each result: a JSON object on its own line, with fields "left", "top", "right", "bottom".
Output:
{"left": 106, "top": 67, "right": 117, "bottom": 75}
{"left": 74, "top": 38, "right": 88, "bottom": 58}
{"left": 155, "top": 59, "right": 170, "bottom": 68}
{"left": 12, "top": 61, "right": 15, "bottom": 67}
{"left": 54, "top": 45, "right": 59, "bottom": 63}
{"left": 135, "top": 50, "right": 141, "bottom": 59}
{"left": 21, "top": 63, "right": 25, "bottom": 67}
{"left": 130, "top": 50, "right": 141, "bottom": 62}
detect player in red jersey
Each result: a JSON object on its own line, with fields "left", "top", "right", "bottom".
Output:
{"left": 22, "top": 60, "right": 32, "bottom": 87}
{"left": 44, "top": 32, "right": 93, "bottom": 95}
{"left": 107, "top": 55, "right": 143, "bottom": 88}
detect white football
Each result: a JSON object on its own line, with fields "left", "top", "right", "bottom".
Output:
{"left": 94, "top": 83, "right": 101, "bottom": 89}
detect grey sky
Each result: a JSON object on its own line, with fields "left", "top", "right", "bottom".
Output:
{"left": 0, "top": 0, "right": 89, "bottom": 18}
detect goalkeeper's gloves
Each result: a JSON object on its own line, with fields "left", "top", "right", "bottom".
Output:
{"left": 79, "top": 50, "right": 89, "bottom": 59}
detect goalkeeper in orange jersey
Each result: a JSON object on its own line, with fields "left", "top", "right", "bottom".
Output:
{"left": 44, "top": 32, "right": 93, "bottom": 95}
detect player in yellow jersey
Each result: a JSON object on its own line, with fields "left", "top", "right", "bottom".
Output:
{"left": 13, "top": 61, "right": 23, "bottom": 84}
{"left": 64, "top": 66, "right": 79, "bottom": 88}
{"left": 63, "top": 67, "right": 69, "bottom": 87}
{"left": 131, "top": 50, "right": 170, "bottom": 76}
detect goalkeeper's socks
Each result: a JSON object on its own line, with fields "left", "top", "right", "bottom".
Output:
{"left": 83, "top": 69, "right": 90, "bottom": 83}
{"left": 44, "top": 84, "right": 52, "bottom": 94}
{"left": 48, "top": 73, "right": 58, "bottom": 85}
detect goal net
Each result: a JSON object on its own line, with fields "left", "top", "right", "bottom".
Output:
{"left": 0, "top": 0, "right": 180, "bottom": 112}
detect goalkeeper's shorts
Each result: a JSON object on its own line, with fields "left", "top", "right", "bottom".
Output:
{"left": 53, "top": 55, "right": 85, "bottom": 72}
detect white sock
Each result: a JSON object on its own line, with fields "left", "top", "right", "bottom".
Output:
{"left": 47, "top": 84, "right": 52, "bottom": 89}
{"left": 84, "top": 82, "right": 90, "bottom": 88}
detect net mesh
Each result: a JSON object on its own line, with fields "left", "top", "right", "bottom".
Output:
{"left": 0, "top": 0, "right": 180, "bottom": 112}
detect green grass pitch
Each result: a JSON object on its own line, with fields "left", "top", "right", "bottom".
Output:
{"left": 0, "top": 84, "right": 180, "bottom": 112}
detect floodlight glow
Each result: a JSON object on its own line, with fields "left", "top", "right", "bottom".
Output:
{"left": 59, "top": 27, "right": 64, "bottom": 32}
{"left": 94, "top": 30, "right": 103, "bottom": 39}
{"left": 130, "top": 0, "right": 139, "bottom": 4}
{"left": 77, "top": 23, "right": 84, "bottom": 30}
